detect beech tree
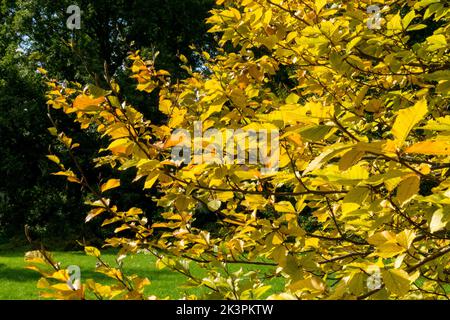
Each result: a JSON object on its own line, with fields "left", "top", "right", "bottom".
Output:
{"left": 27, "top": 0, "right": 450, "bottom": 300}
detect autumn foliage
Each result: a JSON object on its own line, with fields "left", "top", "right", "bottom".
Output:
{"left": 27, "top": 0, "right": 450, "bottom": 300}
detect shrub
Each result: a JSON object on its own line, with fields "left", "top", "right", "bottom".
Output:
{"left": 27, "top": 0, "right": 450, "bottom": 300}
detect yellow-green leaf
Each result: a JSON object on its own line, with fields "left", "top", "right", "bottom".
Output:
{"left": 207, "top": 200, "right": 222, "bottom": 211}
{"left": 342, "top": 187, "right": 370, "bottom": 215}
{"left": 381, "top": 269, "right": 411, "bottom": 297}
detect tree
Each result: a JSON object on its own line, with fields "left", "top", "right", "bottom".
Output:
{"left": 27, "top": 0, "right": 450, "bottom": 300}
{"left": 0, "top": 0, "right": 215, "bottom": 242}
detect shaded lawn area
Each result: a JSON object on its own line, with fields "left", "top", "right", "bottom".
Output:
{"left": 0, "top": 249, "right": 284, "bottom": 300}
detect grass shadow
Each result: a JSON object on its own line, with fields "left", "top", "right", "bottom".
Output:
{"left": 0, "top": 265, "right": 40, "bottom": 282}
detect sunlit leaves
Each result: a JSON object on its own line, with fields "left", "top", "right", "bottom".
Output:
{"left": 73, "top": 95, "right": 105, "bottom": 112}
{"left": 405, "top": 141, "right": 450, "bottom": 155}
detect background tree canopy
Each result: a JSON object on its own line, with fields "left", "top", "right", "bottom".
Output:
{"left": 0, "top": 0, "right": 215, "bottom": 244}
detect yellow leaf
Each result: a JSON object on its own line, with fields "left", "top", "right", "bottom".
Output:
{"left": 37, "top": 278, "right": 50, "bottom": 289}
{"left": 85, "top": 246, "right": 101, "bottom": 257}
{"left": 107, "top": 126, "right": 130, "bottom": 140}
{"left": 315, "top": 0, "right": 327, "bottom": 12}
{"left": 216, "top": 191, "right": 234, "bottom": 202}
{"left": 347, "top": 272, "right": 365, "bottom": 295}
{"left": 48, "top": 127, "right": 58, "bottom": 136}
{"left": 355, "top": 140, "right": 397, "bottom": 155}
{"left": 395, "top": 175, "right": 420, "bottom": 206}
{"left": 207, "top": 200, "right": 222, "bottom": 211}
{"left": 430, "top": 209, "right": 447, "bottom": 233}
{"left": 85, "top": 208, "right": 105, "bottom": 223}
{"left": 49, "top": 270, "right": 69, "bottom": 282}
{"left": 46, "top": 155, "right": 60, "bottom": 165}
{"left": 201, "top": 104, "right": 223, "bottom": 121}
{"left": 108, "top": 138, "right": 132, "bottom": 154}
{"left": 271, "top": 232, "right": 284, "bottom": 245}
{"left": 37, "top": 67, "right": 48, "bottom": 75}
{"left": 338, "top": 149, "right": 364, "bottom": 171}
{"left": 100, "top": 179, "right": 121, "bottom": 193}
{"left": 271, "top": 246, "right": 287, "bottom": 265}
{"left": 342, "top": 187, "right": 370, "bottom": 215}
{"left": 144, "top": 172, "right": 159, "bottom": 189}
{"left": 426, "top": 34, "right": 447, "bottom": 51}
{"left": 285, "top": 93, "right": 299, "bottom": 104}
{"left": 368, "top": 231, "right": 396, "bottom": 246}
{"left": 179, "top": 54, "right": 188, "bottom": 64}
{"left": 381, "top": 269, "right": 411, "bottom": 297}
{"left": 164, "top": 131, "right": 189, "bottom": 149}
{"left": 52, "top": 170, "right": 80, "bottom": 184}
{"left": 304, "top": 238, "right": 320, "bottom": 249}
{"left": 290, "top": 275, "right": 325, "bottom": 293}
{"left": 73, "top": 95, "right": 105, "bottom": 112}
{"left": 159, "top": 99, "right": 172, "bottom": 113}
{"left": 51, "top": 283, "right": 73, "bottom": 292}
{"left": 405, "top": 140, "right": 450, "bottom": 155}
{"left": 375, "top": 242, "right": 406, "bottom": 258}
{"left": 263, "top": 9, "right": 273, "bottom": 25}
{"left": 392, "top": 100, "right": 428, "bottom": 146}
{"left": 115, "top": 224, "right": 130, "bottom": 233}
{"left": 274, "top": 201, "right": 296, "bottom": 213}
{"left": 396, "top": 230, "right": 416, "bottom": 250}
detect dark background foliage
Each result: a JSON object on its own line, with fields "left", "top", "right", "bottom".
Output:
{"left": 0, "top": 0, "right": 215, "bottom": 247}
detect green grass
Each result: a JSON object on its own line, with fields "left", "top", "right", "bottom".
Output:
{"left": 0, "top": 248, "right": 284, "bottom": 300}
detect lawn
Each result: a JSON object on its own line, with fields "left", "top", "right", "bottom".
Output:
{"left": 0, "top": 248, "right": 284, "bottom": 300}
